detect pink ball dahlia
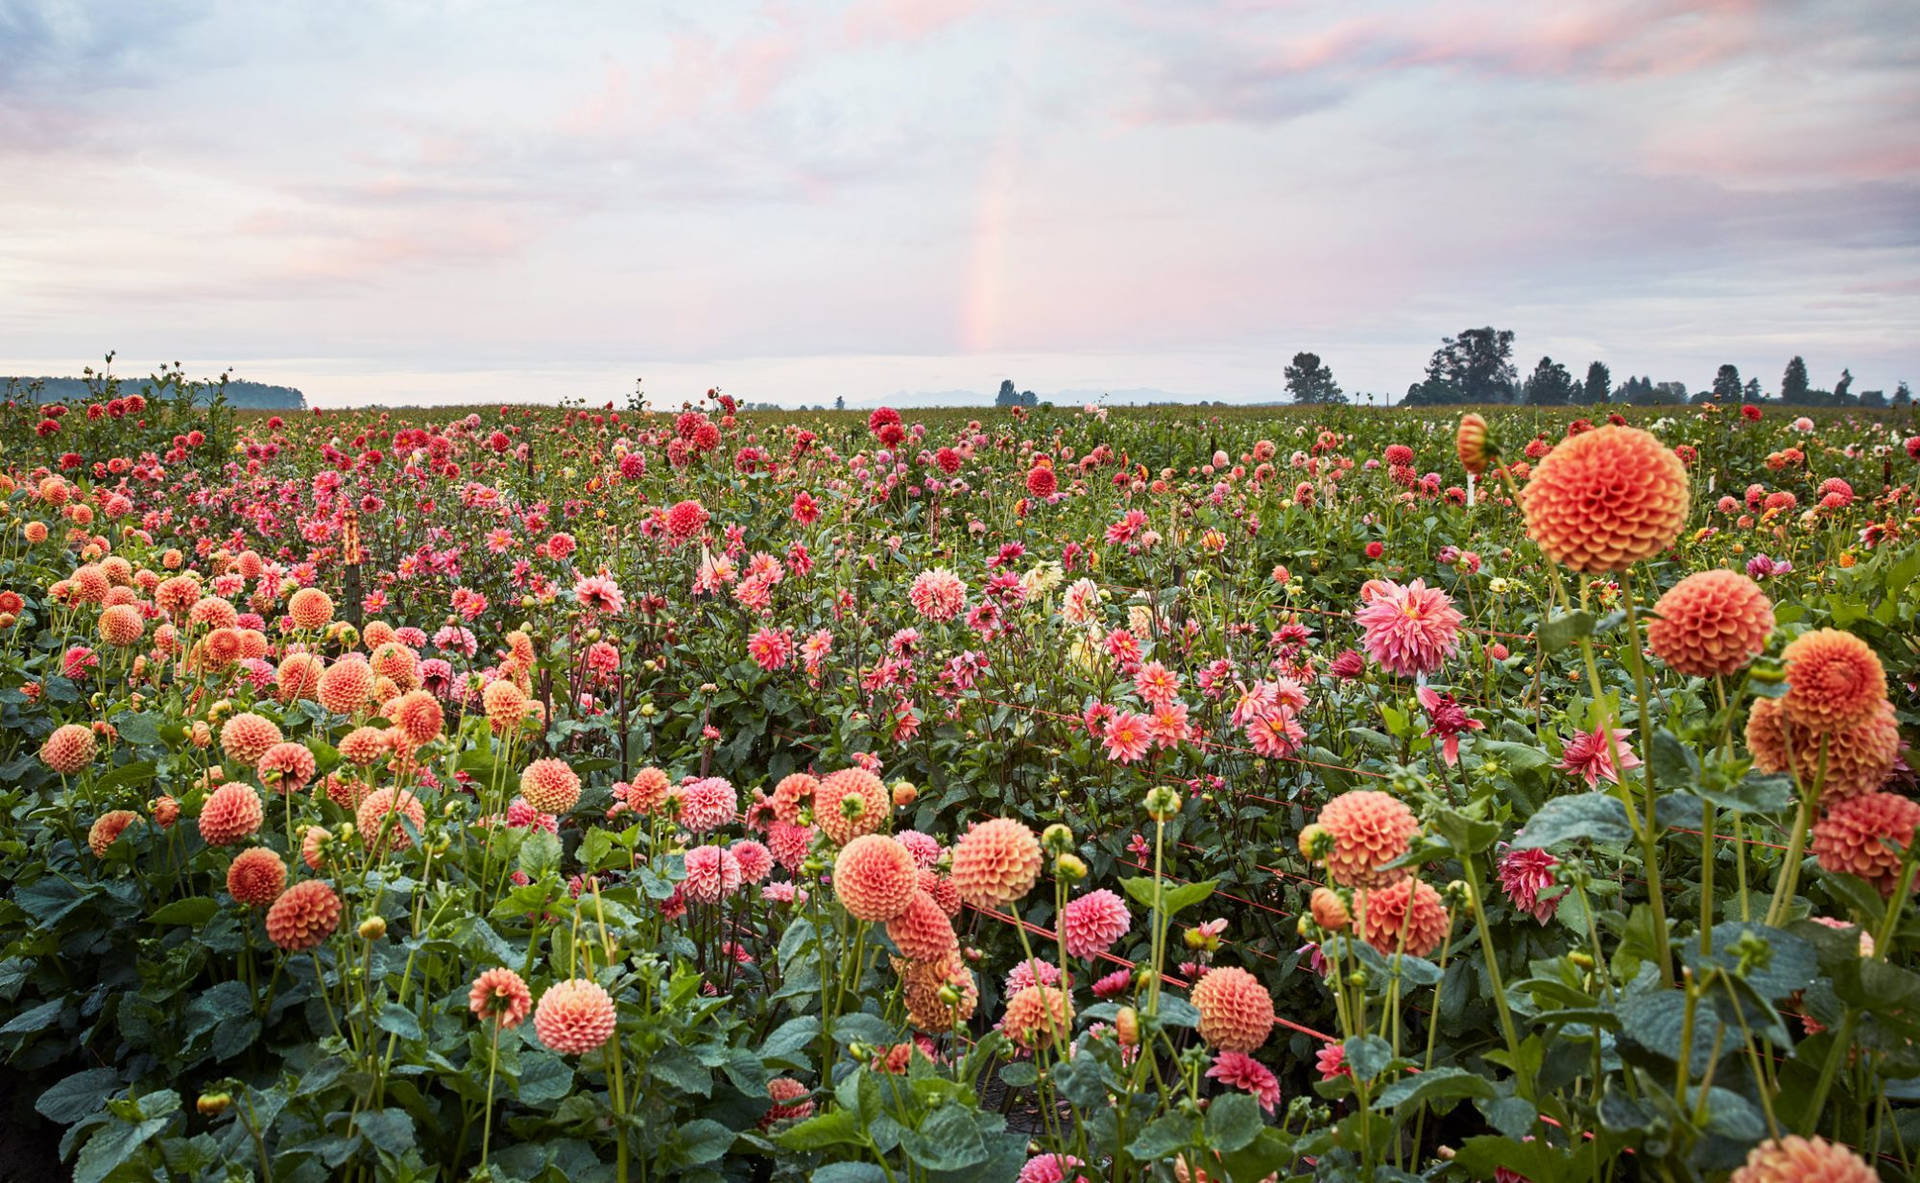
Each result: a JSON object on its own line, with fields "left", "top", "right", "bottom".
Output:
{"left": 534, "top": 979, "right": 617, "bottom": 1055}
{"left": 41, "top": 723, "right": 97, "bottom": 775}
{"left": 1060, "top": 889, "right": 1132, "bottom": 959}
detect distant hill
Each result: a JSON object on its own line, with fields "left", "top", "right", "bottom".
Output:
{"left": 4, "top": 376, "right": 307, "bottom": 410}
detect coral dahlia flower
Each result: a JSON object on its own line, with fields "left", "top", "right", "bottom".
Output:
{"left": 1353, "top": 579, "right": 1463, "bottom": 679}
{"left": 1521, "top": 425, "right": 1689, "bottom": 572}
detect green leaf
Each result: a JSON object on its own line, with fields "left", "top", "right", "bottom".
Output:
{"left": 1118, "top": 876, "right": 1217, "bottom": 917}
{"left": 149, "top": 898, "right": 218, "bottom": 926}
{"left": 1476, "top": 1095, "right": 1537, "bottom": 1140}
{"left": 1430, "top": 807, "right": 1500, "bottom": 856}
{"left": 211, "top": 1016, "right": 260, "bottom": 1061}
{"left": 518, "top": 830, "right": 562, "bottom": 879}
{"left": 900, "top": 1104, "right": 988, "bottom": 1171}
{"left": 1538, "top": 609, "right": 1596, "bottom": 655}
{"left": 675, "top": 1118, "right": 735, "bottom": 1165}
{"left": 811, "top": 1165, "right": 889, "bottom": 1183}
{"left": 358, "top": 1108, "right": 414, "bottom": 1156}
{"left": 1344, "top": 1035, "right": 1394, "bottom": 1082}
{"left": 1648, "top": 730, "right": 1699, "bottom": 791}
{"left": 775, "top": 1109, "right": 864, "bottom": 1151}
{"left": 74, "top": 1114, "right": 173, "bottom": 1183}
{"left": 2, "top": 998, "right": 64, "bottom": 1035}
{"left": 760, "top": 1015, "right": 820, "bottom": 1062}
{"left": 375, "top": 1003, "right": 423, "bottom": 1041}
{"left": 112, "top": 713, "right": 162, "bottom": 746}
{"left": 1203, "top": 1092, "right": 1263, "bottom": 1152}
{"left": 1372, "top": 1066, "right": 1495, "bottom": 1111}
{"left": 1700, "top": 772, "right": 1795, "bottom": 815}
{"left": 515, "top": 1053, "right": 573, "bottom": 1104}
{"left": 1513, "top": 793, "right": 1633, "bottom": 849}
{"left": 36, "top": 1068, "right": 123, "bottom": 1125}
{"left": 1126, "top": 1113, "right": 1196, "bottom": 1160}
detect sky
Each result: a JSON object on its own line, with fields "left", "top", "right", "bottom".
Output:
{"left": 2, "top": 0, "right": 1916, "bottom": 408}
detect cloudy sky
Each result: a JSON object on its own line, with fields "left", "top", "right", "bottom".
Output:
{"left": 2, "top": 0, "right": 1915, "bottom": 407}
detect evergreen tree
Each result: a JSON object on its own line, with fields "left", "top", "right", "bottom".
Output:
{"left": 1743, "top": 378, "right": 1762, "bottom": 403}
{"left": 1523, "top": 356, "right": 1575, "bottom": 405}
{"left": 1712, "top": 364, "right": 1743, "bottom": 401}
{"left": 1583, "top": 361, "right": 1610, "bottom": 404}
{"left": 1781, "top": 356, "right": 1811, "bottom": 404}
{"left": 1284, "top": 352, "right": 1346, "bottom": 404}
{"left": 1894, "top": 381, "right": 1912, "bottom": 407}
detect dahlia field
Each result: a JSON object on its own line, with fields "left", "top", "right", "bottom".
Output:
{"left": 4, "top": 379, "right": 1920, "bottom": 1183}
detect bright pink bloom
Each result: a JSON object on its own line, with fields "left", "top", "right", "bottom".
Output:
{"left": 1353, "top": 578, "right": 1463, "bottom": 678}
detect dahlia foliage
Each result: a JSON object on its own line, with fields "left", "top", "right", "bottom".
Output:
{"left": 2, "top": 379, "right": 1918, "bottom": 1181}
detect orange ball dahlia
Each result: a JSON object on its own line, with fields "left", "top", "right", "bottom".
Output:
{"left": 1646, "top": 570, "right": 1774, "bottom": 677}
{"left": 317, "top": 655, "right": 377, "bottom": 716}
{"left": 1001, "top": 984, "right": 1074, "bottom": 1050}
{"left": 1189, "top": 966, "right": 1276, "bottom": 1053}
{"left": 1521, "top": 425, "right": 1689, "bottom": 572}
{"left": 950, "top": 817, "right": 1043, "bottom": 908}
{"left": 199, "top": 782, "right": 265, "bottom": 846}
{"left": 219, "top": 712, "right": 283, "bottom": 766}
{"left": 390, "top": 690, "right": 444, "bottom": 746}
{"left": 357, "top": 787, "right": 428, "bottom": 852}
{"left": 833, "top": 834, "right": 920, "bottom": 922}
{"left": 534, "top": 979, "right": 617, "bottom": 1055}
{"left": 623, "top": 766, "right": 672, "bottom": 814}
{"left": 1812, "top": 791, "right": 1920, "bottom": 897}
{"left": 1357, "top": 877, "right": 1452, "bottom": 957}
{"left": 1781, "top": 629, "right": 1888, "bottom": 732}
{"left": 40, "top": 723, "right": 97, "bottom": 775}
{"left": 886, "top": 889, "right": 960, "bottom": 961}
{"left": 277, "top": 653, "right": 324, "bottom": 702}
{"left": 901, "top": 956, "right": 977, "bottom": 1030}
{"left": 1728, "top": 1135, "right": 1877, "bottom": 1183}
{"left": 1314, "top": 791, "right": 1419, "bottom": 889}
{"left": 88, "top": 809, "right": 138, "bottom": 856}
{"left": 519, "top": 758, "right": 581, "bottom": 814}
{"left": 287, "top": 587, "right": 334, "bottom": 630}
{"left": 265, "top": 878, "right": 341, "bottom": 951}
{"left": 228, "top": 846, "right": 288, "bottom": 906}
{"left": 258, "top": 742, "right": 318, "bottom": 794}
{"left": 97, "top": 603, "right": 145, "bottom": 647}
{"left": 1747, "top": 697, "right": 1899, "bottom": 801}
{"left": 814, "top": 767, "right": 889, "bottom": 846}
{"left": 469, "top": 966, "right": 533, "bottom": 1028}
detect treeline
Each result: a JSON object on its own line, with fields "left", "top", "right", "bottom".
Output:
{"left": 1277, "top": 328, "right": 1911, "bottom": 408}
{"left": 5, "top": 375, "right": 307, "bottom": 410}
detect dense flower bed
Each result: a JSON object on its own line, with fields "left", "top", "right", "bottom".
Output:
{"left": 2, "top": 377, "right": 1919, "bottom": 1182}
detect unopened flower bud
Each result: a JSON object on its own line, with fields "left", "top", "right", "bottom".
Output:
{"left": 1115, "top": 1006, "right": 1139, "bottom": 1047}
{"left": 1143, "top": 785, "right": 1182, "bottom": 821}
{"left": 1041, "top": 823, "right": 1074, "bottom": 853}
{"left": 359, "top": 916, "right": 387, "bottom": 940}
{"left": 197, "top": 1092, "right": 232, "bottom": 1116}
{"left": 1056, "top": 853, "right": 1088, "bottom": 880}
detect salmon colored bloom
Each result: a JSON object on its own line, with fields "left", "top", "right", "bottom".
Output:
{"left": 1357, "top": 877, "right": 1451, "bottom": 957}
{"left": 228, "top": 846, "right": 288, "bottom": 906}
{"left": 1812, "top": 792, "right": 1920, "bottom": 897}
{"left": 265, "top": 878, "right": 341, "bottom": 951}
{"left": 1728, "top": 1135, "right": 1877, "bottom": 1183}
{"left": 88, "top": 809, "right": 138, "bottom": 856}
{"left": 833, "top": 834, "right": 919, "bottom": 922}
{"left": 885, "top": 889, "right": 959, "bottom": 961}
{"left": 950, "top": 817, "right": 1043, "bottom": 907}
{"left": 1001, "top": 984, "right": 1074, "bottom": 1049}
{"left": 390, "top": 690, "right": 445, "bottom": 746}
{"left": 40, "top": 723, "right": 97, "bottom": 775}
{"left": 356, "top": 787, "right": 427, "bottom": 852}
{"left": 1060, "top": 889, "right": 1132, "bottom": 959}
{"left": 318, "top": 655, "right": 377, "bottom": 715}
{"left": 1521, "top": 425, "right": 1689, "bottom": 572}
{"left": 1314, "top": 791, "right": 1418, "bottom": 889}
{"left": 1190, "top": 966, "right": 1275, "bottom": 1052}
{"left": 257, "top": 742, "right": 317, "bottom": 794}
{"left": 534, "top": 979, "right": 617, "bottom": 1055}
{"left": 469, "top": 967, "right": 533, "bottom": 1028}
{"left": 519, "top": 759, "right": 581, "bottom": 814}
{"left": 1747, "top": 696, "right": 1899, "bottom": 801}
{"left": 814, "top": 767, "right": 888, "bottom": 846}
{"left": 199, "top": 782, "right": 264, "bottom": 846}
{"left": 1646, "top": 570, "right": 1774, "bottom": 677}
{"left": 1455, "top": 413, "right": 1492, "bottom": 476}
{"left": 287, "top": 587, "right": 334, "bottom": 629}
{"left": 1781, "top": 629, "right": 1888, "bottom": 732}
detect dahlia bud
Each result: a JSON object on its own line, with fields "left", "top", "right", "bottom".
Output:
{"left": 1040, "top": 823, "right": 1074, "bottom": 853}
{"left": 1055, "top": 853, "right": 1088, "bottom": 880}
{"left": 700, "top": 682, "right": 719, "bottom": 694}
{"left": 1144, "top": 785, "right": 1182, "bottom": 821}
{"left": 1346, "top": 970, "right": 1368, "bottom": 988}
{"left": 937, "top": 984, "right": 961, "bottom": 1007}
{"left": 1309, "top": 887, "right": 1350, "bottom": 932}
{"left": 196, "top": 1092, "right": 232, "bottom": 1116}
{"left": 1115, "top": 1006, "right": 1140, "bottom": 1047}
{"left": 359, "top": 916, "right": 387, "bottom": 940}
{"left": 639, "top": 703, "right": 656, "bottom": 718}
{"left": 1444, "top": 880, "right": 1470, "bottom": 906}
{"left": 1568, "top": 951, "right": 1594, "bottom": 970}
{"left": 839, "top": 794, "right": 865, "bottom": 821}
{"left": 1298, "top": 823, "right": 1333, "bottom": 860}
{"left": 1456, "top": 413, "right": 1494, "bottom": 476}
{"left": 890, "top": 781, "right": 917, "bottom": 807}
